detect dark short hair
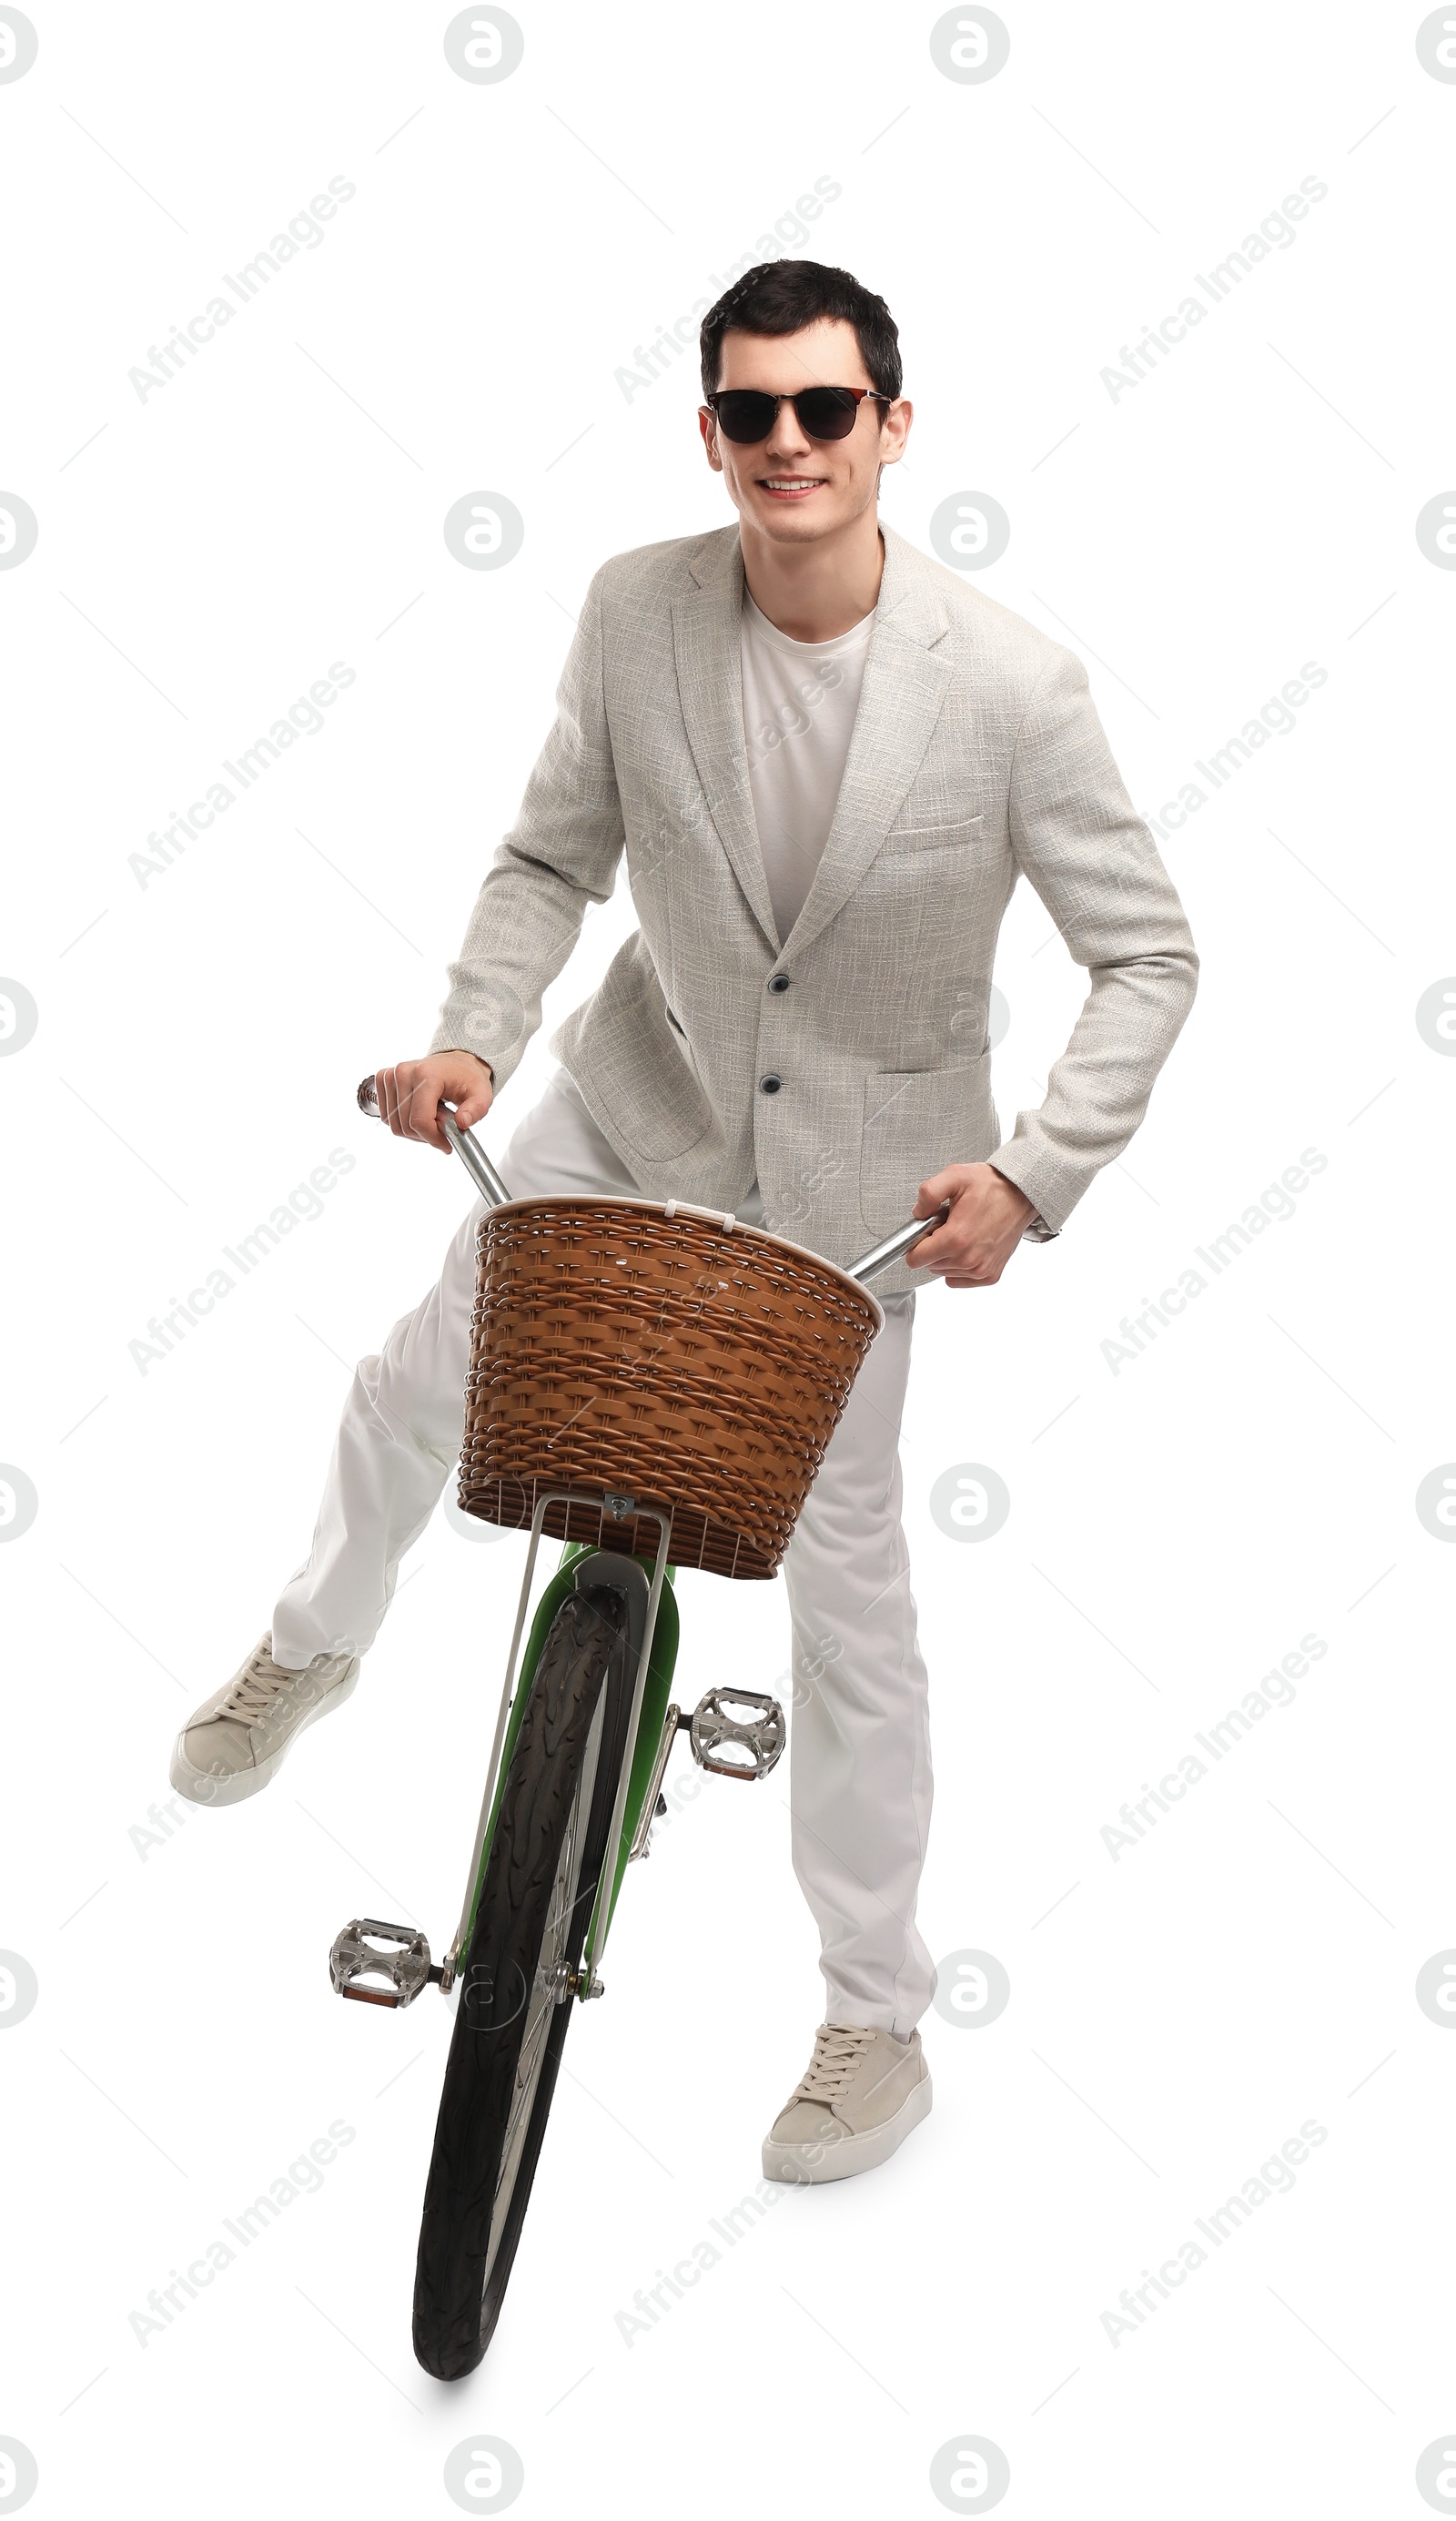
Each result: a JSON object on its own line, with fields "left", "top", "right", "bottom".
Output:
{"left": 699, "top": 260, "right": 902, "bottom": 402}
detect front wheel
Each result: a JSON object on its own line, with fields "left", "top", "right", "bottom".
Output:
{"left": 412, "top": 1583, "right": 632, "bottom": 2379}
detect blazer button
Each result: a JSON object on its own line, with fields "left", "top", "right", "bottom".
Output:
{"left": 768, "top": 973, "right": 791, "bottom": 994}
{"left": 759, "top": 1073, "right": 784, "bottom": 1095}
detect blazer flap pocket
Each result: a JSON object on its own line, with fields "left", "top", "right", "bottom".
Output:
{"left": 859, "top": 1058, "right": 996, "bottom": 1237}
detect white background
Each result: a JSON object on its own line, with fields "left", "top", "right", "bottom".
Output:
{"left": 3, "top": 3, "right": 1455, "bottom": 2516}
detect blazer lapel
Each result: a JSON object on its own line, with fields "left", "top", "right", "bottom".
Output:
{"left": 777, "top": 525, "right": 955, "bottom": 966}
{"left": 669, "top": 521, "right": 956, "bottom": 963}
{"left": 671, "top": 528, "right": 782, "bottom": 949}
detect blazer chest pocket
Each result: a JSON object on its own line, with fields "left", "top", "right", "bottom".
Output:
{"left": 859, "top": 1056, "right": 998, "bottom": 1239}
{"left": 880, "top": 811, "right": 985, "bottom": 855}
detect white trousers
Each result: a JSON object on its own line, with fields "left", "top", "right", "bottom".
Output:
{"left": 273, "top": 1069, "right": 935, "bottom": 2033}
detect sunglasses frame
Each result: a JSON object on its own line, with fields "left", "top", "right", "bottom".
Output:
{"left": 702, "top": 386, "right": 896, "bottom": 445}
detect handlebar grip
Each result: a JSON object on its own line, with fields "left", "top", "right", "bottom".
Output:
{"left": 356, "top": 1068, "right": 511, "bottom": 1209}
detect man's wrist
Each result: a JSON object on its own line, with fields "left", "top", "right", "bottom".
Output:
{"left": 440, "top": 1048, "right": 494, "bottom": 1079}
{"left": 988, "top": 1164, "right": 1053, "bottom": 1240}
{"left": 990, "top": 1163, "right": 1037, "bottom": 1221}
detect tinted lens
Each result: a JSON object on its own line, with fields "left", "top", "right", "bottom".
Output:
{"left": 712, "top": 391, "right": 780, "bottom": 443}
{"left": 793, "top": 388, "right": 861, "bottom": 440}
{"left": 711, "top": 388, "right": 867, "bottom": 443}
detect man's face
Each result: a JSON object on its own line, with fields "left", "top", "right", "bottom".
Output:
{"left": 698, "top": 317, "right": 911, "bottom": 546}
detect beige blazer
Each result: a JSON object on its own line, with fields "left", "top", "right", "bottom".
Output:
{"left": 432, "top": 521, "right": 1198, "bottom": 1293}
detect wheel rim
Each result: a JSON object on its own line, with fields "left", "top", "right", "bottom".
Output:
{"left": 480, "top": 1686, "right": 606, "bottom": 2295}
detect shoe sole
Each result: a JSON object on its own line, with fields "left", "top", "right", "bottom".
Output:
{"left": 761, "top": 2068, "right": 933, "bottom": 2186}
{"left": 169, "top": 1666, "right": 358, "bottom": 1807}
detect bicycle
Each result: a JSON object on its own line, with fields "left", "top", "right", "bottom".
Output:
{"left": 329, "top": 1077, "right": 940, "bottom": 2378}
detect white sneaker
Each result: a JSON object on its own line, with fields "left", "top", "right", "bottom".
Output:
{"left": 762, "top": 2023, "right": 932, "bottom": 2184}
{"left": 170, "top": 1631, "right": 359, "bottom": 1807}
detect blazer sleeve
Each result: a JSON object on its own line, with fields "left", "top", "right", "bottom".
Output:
{"left": 430, "top": 563, "right": 626, "bottom": 1090}
{"left": 988, "top": 644, "right": 1198, "bottom": 1233}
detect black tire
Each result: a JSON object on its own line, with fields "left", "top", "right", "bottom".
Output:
{"left": 412, "top": 1583, "right": 633, "bottom": 2379}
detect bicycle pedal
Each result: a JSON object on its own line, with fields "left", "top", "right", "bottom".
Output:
{"left": 329, "top": 1917, "right": 440, "bottom": 2009}
{"left": 687, "top": 1687, "right": 786, "bottom": 1780}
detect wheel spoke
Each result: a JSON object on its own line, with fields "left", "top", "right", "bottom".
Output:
{"left": 500, "top": 1799, "right": 579, "bottom": 2158}
{"left": 481, "top": 1685, "right": 606, "bottom": 2290}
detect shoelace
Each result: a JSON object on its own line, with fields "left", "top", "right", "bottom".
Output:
{"left": 791, "top": 2022, "right": 877, "bottom": 2104}
{"left": 219, "top": 1646, "right": 292, "bottom": 1725}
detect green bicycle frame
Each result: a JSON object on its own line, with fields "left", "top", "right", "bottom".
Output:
{"left": 459, "top": 1543, "right": 681, "bottom": 1969}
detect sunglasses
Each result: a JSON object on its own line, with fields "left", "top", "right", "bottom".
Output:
{"left": 703, "top": 386, "right": 895, "bottom": 445}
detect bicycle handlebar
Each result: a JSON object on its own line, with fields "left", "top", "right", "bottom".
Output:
{"left": 356, "top": 1074, "right": 946, "bottom": 1286}
{"left": 844, "top": 1207, "right": 950, "bottom": 1284}
{"left": 356, "top": 1073, "right": 512, "bottom": 1209}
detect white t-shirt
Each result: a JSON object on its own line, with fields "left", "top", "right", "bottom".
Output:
{"left": 740, "top": 590, "right": 876, "bottom": 945}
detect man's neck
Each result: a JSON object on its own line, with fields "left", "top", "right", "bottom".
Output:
{"left": 740, "top": 510, "right": 885, "bottom": 643}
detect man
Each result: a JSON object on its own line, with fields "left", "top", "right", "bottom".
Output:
{"left": 171, "top": 261, "right": 1197, "bottom": 2183}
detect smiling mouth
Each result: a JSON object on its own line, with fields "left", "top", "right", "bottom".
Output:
{"left": 759, "top": 477, "right": 826, "bottom": 498}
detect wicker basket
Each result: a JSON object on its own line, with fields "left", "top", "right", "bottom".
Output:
{"left": 458, "top": 1197, "right": 884, "bottom": 1579}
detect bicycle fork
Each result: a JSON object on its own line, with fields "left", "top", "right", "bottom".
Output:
{"left": 327, "top": 1485, "right": 785, "bottom": 2012}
